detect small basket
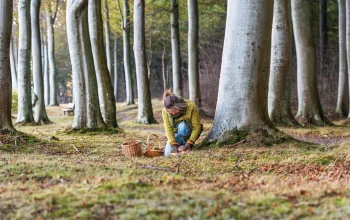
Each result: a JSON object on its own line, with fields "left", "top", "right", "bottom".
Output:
{"left": 122, "top": 140, "right": 143, "bottom": 157}
{"left": 143, "top": 134, "right": 164, "bottom": 158}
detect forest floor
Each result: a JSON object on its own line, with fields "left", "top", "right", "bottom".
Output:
{"left": 1, "top": 99, "right": 350, "bottom": 219}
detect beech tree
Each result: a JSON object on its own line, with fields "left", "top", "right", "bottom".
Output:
{"left": 10, "top": 38, "right": 18, "bottom": 90}
{"left": 0, "top": 0, "right": 15, "bottom": 130}
{"left": 104, "top": 0, "right": 113, "bottom": 84}
{"left": 113, "top": 38, "right": 118, "bottom": 99}
{"left": 43, "top": 37, "right": 50, "bottom": 106}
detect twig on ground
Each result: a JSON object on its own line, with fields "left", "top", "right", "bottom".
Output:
{"left": 73, "top": 144, "right": 80, "bottom": 153}
{"left": 10, "top": 136, "right": 27, "bottom": 146}
{"left": 228, "top": 139, "right": 246, "bottom": 147}
{"left": 0, "top": 141, "right": 3, "bottom": 146}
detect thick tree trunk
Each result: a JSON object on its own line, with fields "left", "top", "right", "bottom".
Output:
{"left": 88, "top": 0, "right": 118, "bottom": 128}
{"left": 205, "top": 0, "right": 275, "bottom": 145}
{"left": 336, "top": 0, "right": 348, "bottom": 117}
{"left": 17, "top": 0, "right": 34, "bottom": 124}
{"left": 268, "top": 0, "right": 299, "bottom": 126}
{"left": 43, "top": 39, "right": 50, "bottom": 106}
{"left": 122, "top": 0, "right": 134, "bottom": 104}
{"left": 46, "top": 5, "right": 59, "bottom": 106}
{"left": 291, "top": 0, "right": 330, "bottom": 126}
{"left": 10, "top": 38, "right": 18, "bottom": 90}
{"left": 319, "top": 0, "right": 327, "bottom": 75}
{"left": 171, "top": 0, "right": 183, "bottom": 97}
{"left": 0, "top": 0, "right": 15, "bottom": 130}
{"left": 114, "top": 37, "right": 118, "bottom": 100}
{"left": 134, "top": 0, "right": 156, "bottom": 124}
{"left": 104, "top": 0, "right": 113, "bottom": 84}
{"left": 31, "top": 0, "right": 51, "bottom": 124}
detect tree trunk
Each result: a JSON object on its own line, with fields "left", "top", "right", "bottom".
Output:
{"left": 268, "top": 0, "right": 299, "bottom": 126}
{"left": 162, "top": 45, "right": 167, "bottom": 92}
{"left": 122, "top": 0, "right": 134, "bottom": 104}
{"left": 43, "top": 38, "right": 50, "bottom": 106}
{"left": 31, "top": 0, "right": 51, "bottom": 124}
{"left": 10, "top": 38, "right": 18, "bottom": 90}
{"left": 171, "top": 0, "right": 183, "bottom": 97}
{"left": 46, "top": 5, "right": 59, "bottom": 106}
{"left": 345, "top": 0, "right": 350, "bottom": 122}
{"left": 319, "top": 0, "right": 327, "bottom": 75}
{"left": 205, "top": 0, "right": 275, "bottom": 145}
{"left": 188, "top": 0, "right": 201, "bottom": 106}
{"left": 134, "top": 0, "right": 156, "bottom": 124}
{"left": 17, "top": 0, "right": 34, "bottom": 124}
{"left": 114, "top": 37, "right": 118, "bottom": 100}
{"left": 336, "top": 0, "right": 348, "bottom": 117}
{"left": 104, "top": 0, "right": 113, "bottom": 84}
{"left": 88, "top": 0, "right": 118, "bottom": 128}
{"left": 291, "top": 0, "right": 330, "bottom": 126}
{"left": 0, "top": 0, "right": 15, "bottom": 130}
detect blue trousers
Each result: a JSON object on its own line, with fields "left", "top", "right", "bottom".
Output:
{"left": 164, "top": 121, "right": 192, "bottom": 156}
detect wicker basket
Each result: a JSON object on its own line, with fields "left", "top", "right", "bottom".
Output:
{"left": 143, "top": 134, "right": 164, "bottom": 158}
{"left": 122, "top": 140, "right": 143, "bottom": 158}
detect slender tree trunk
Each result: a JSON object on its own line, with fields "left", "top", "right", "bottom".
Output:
{"left": 10, "top": 38, "right": 18, "bottom": 90}
{"left": 88, "top": 0, "right": 118, "bottom": 128}
{"left": 171, "top": 0, "right": 183, "bottom": 97}
{"left": 162, "top": 45, "right": 167, "bottom": 92}
{"left": 345, "top": 0, "right": 350, "bottom": 122}
{"left": 134, "top": 0, "right": 156, "bottom": 124}
{"left": 291, "top": 0, "right": 330, "bottom": 126}
{"left": 336, "top": 0, "right": 348, "bottom": 117}
{"left": 122, "top": 0, "right": 134, "bottom": 104}
{"left": 205, "top": 0, "right": 275, "bottom": 145}
{"left": 319, "top": 0, "right": 327, "bottom": 75}
{"left": 114, "top": 37, "right": 118, "bottom": 100}
{"left": 104, "top": 0, "right": 113, "bottom": 84}
{"left": 46, "top": 4, "right": 59, "bottom": 106}
{"left": 17, "top": 0, "right": 34, "bottom": 124}
{"left": 268, "top": 0, "right": 299, "bottom": 126}
{"left": 0, "top": 0, "right": 15, "bottom": 130}
{"left": 188, "top": 0, "right": 201, "bottom": 106}
{"left": 31, "top": 0, "right": 51, "bottom": 124}
{"left": 43, "top": 38, "right": 50, "bottom": 106}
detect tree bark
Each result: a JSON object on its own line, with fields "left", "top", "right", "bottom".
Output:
{"left": 205, "top": 0, "right": 275, "bottom": 145}
{"left": 319, "top": 0, "right": 327, "bottom": 75}
{"left": 10, "top": 38, "right": 18, "bottom": 90}
{"left": 46, "top": 4, "right": 59, "bottom": 106}
{"left": 268, "top": 0, "right": 299, "bottom": 126}
{"left": 114, "top": 37, "right": 118, "bottom": 100}
{"left": 31, "top": 0, "right": 51, "bottom": 124}
{"left": 104, "top": 0, "right": 113, "bottom": 84}
{"left": 336, "top": 0, "right": 348, "bottom": 117}
{"left": 171, "top": 0, "right": 183, "bottom": 97}
{"left": 17, "top": 0, "right": 34, "bottom": 124}
{"left": 134, "top": 0, "right": 156, "bottom": 124}
{"left": 345, "top": 0, "right": 350, "bottom": 122}
{"left": 162, "top": 45, "right": 167, "bottom": 92}
{"left": 88, "top": 0, "right": 118, "bottom": 128}
{"left": 43, "top": 38, "right": 50, "bottom": 106}
{"left": 0, "top": 0, "right": 15, "bottom": 130}
{"left": 291, "top": 0, "right": 330, "bottom": 126}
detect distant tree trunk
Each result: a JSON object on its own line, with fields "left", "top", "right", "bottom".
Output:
{"left": 10, "top": 38, "right": 18, "bottom": 90}
{"left": 268, "top": 0, "right": 299, "bottom": 126}
{"left": 336, "top": 0, "right": 348, "bottom": 117}
{"left": 46, "top": 4, "right": 59, "bottom": 106}
{"left": 291, "top": 0, "right": 330, "bottom": 126}
{"left": 0, "top": 0, "right": 15, "bottom": 130}
{"left": 134, "top": 0, "right": 156, "bottom": 124}
{"left": 31, "top": 0, "right": 51, "bottom": 124}
{"left": 88, "top": 0, "right": 118, "bottom": 128}
{"left": 114, "top": 37, "right": 118, "bottom": 100}
{"left": 43, "top": 38, "right": 50, "bottom": 106}
{"left": 319, "top": 0, "right": 327, "bottom": 75}
{"left": 17, "top": 0, "right": 34, "bottom": 124}
{"left": 162, "top": 45, "right": 167, "bottom": 92}
{"left": 345, "top": 0, "right": 350, "bottom": 122}
{"left": 188, "top": 0, "right": 201, "bottom": 107}
{"left": 171, "top": 0, "right": 183, "bottom": 97}
{"left": 204, "top": 0, "right": 275, "bottom": 145}
{"left": 104, "top": 0, "right": 113, "bottom": 83}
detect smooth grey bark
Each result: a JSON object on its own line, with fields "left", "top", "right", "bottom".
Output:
{"left": 291, "top": 0, "right": 330, "bottom": 126}
{"left": 336, "top": 0, "right": 348, "bottom": 116}
{"left": 345, "top": 0, "right": 350, "bottom": 121}
{"left": 188, "top": 0, "right": 201, "bottom": 107}
{"left": 88, "top": 0, "right": 118, "bottom": 128}
{"left": 134, "top": 0, "right": 156, "bottom": 124}
{"left": 10, "top": 38, "right": 18, "bottom": 90}
{"left": 46, "top": 4, "right": 59, "bottom": 106}
{"left": 319, "top": 0, "right": 327, "bottom": 75}
{"left": 43, "top": 38, "right": 50, "bottom": 106}
{"left": 114, "top": 37, "right": 118, "bottom": 100}
{"left": 171, "top": 0, "right": 183, "bottom": 97}
{"left": 162, "top": 45, "right": 167, "bottom": 92}
{"left": 0, "top": 0, "right": 15, "bottom": 130}
{"left": 17, "top": 0, "right": 34, "bottom": 124}
{"left": 206, "top": 0, "right": 275, "bottom": 144}
{"left": 268, "top": 0, "right": 299, "bottom": 126}
{"left": 104, "top": 0, "right": 113, "bottom": 84}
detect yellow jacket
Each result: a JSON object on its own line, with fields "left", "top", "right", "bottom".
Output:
{"left": 162, "top": 99, "right": 202, "bottom": 145}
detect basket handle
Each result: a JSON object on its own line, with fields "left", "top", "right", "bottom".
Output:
{"left": 147, "top": 134, "right": 161, "bottom": 150}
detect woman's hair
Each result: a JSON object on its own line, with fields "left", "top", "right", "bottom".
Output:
{"left": 163, "top": 89, "right": 187, "bottom": 111}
